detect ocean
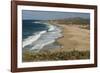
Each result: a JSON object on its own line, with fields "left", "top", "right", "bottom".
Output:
{"left": 22, "top": 20, "right": 63, "bottom": 51}
{"left": 22, "top": 20, "right": 48, "bottom": 39}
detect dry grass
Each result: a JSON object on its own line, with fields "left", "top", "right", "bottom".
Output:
{"left": 22, "top": 50, "right": 90, "bottom": 62}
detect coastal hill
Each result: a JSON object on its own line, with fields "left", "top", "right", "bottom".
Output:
{"left": 41, "top": 17, "right": 90, "bottom": 30}
{"left": 41, "top": 17, "right": 90, "bottom": 25}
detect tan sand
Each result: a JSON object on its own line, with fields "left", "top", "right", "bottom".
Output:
{"left": 54, "top": 24, "right": 90, "bottom": 52}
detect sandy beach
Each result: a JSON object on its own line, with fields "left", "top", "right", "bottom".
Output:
{"left": 53, "top": 24, "right": 90, "bottom": 52}
{"left": 22, "top": 24, "right": 90, "bottom": 62}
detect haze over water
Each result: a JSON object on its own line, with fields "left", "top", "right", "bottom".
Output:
{"left": 22, "top": 10, "right": 90, "bottom": 20}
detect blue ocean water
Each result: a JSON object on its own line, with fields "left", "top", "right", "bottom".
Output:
{"left": 22, "top": 20, "right": 48, "bottom": 40}
{"left": 22, "top": 20, "right": 63, "bottom": 51}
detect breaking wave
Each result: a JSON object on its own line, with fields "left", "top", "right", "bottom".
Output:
{"left": 23, "top": 22, "right": 62, "bottom": 51}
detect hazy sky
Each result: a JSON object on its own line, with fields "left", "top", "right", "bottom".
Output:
{"left": 22, "top": 10, "right": 90, "bottom": 20}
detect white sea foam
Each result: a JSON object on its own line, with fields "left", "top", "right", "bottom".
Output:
{"left": 22, "top": 30, "right": 47, "bottom": 48}
{"left": 47, "top": 24, "right": 55, "bottom": 31}
{"left": 23, "top": 23, "right": 62, "bottom": 51}
{"left": 33, "top": 21, "right": 41, "bottom": 24}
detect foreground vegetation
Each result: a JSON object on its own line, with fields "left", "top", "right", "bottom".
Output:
{"left": 22, "top": 50, "right": 90, "bottom": 62}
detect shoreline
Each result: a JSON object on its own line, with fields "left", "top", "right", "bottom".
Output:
{"left": 23, "top": 21, "right": 90, "bottom": 52}
{"left": 36, "top": 22, "right": 90, "bottom": 52}
{"left": 23, "top": 22, "right": 63, "bottom": 51}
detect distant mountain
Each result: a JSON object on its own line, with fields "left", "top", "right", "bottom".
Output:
{"left": 23, "top": 17, "right": 90, "bottom": 25}
{"left": 63, "top": 17, "right": 90, "bottom": 24}
{"left": 44, "top": 17, "right": 90, "bottom": 25}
